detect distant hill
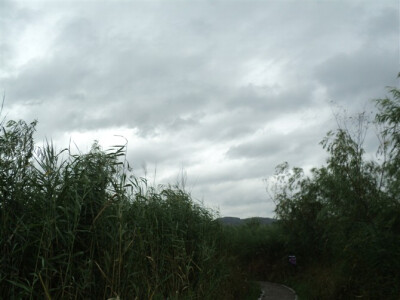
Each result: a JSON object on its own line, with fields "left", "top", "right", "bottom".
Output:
{"left": 217, "top": 216, "right": 275, "bottom": 226}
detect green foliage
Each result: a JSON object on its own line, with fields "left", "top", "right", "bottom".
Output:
{"left": 3, "top": 78, "right": 399, "bottom": 299}
{"left": 222, "top": 221, "right": 288, "bottom": 282}
{"left": 375, "top": 76, "right": 400, "bottom": 198}
{"left": 0, "top": 119, "right": 250, "bottom": 299}
{"left": 269, "top": 79, "right": 400, "bottom": 299}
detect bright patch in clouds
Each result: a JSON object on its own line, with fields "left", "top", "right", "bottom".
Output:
{"left": 242, "top": 58, "right": 285, "bottom": 88}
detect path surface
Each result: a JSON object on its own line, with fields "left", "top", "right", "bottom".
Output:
{"left": 257, "top": 281, "right": 296, "bottom": 300}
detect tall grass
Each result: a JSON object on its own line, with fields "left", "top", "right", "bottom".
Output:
{"left": 0, "top": 119, "right": 252, "bottom": 299}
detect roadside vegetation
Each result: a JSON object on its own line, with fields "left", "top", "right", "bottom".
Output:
{"left": 0, "top": 115, "right": 257, "bottom": 299}
{"left": 270, "top": 78, "right": 400, "bottom": 299}
{"left": 1, "top": 76, "right": 399, "bottom": 299}
{"left": 224, "top": 76, "right": 400, "bottom": 299}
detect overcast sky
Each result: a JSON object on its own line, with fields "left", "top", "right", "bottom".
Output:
{"left": 1, "top": 0, "right": 399, "bottom": 218}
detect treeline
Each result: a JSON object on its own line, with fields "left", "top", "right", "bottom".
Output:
{"left": 0, "top": 118, "right": 257, "bottom": 299}
{"left": 230, "top": 78, "right": 399, "bottom": 299}
{"left": 275, "top": 80, "right": 400, "bottom": 299}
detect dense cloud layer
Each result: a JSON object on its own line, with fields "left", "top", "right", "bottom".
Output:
{"left": 1, "top": 0, "right": 398, "bottom": 217}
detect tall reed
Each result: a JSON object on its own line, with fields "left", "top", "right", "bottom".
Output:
{"left": 0, "top": 119, "right": 249, "bottom": 299}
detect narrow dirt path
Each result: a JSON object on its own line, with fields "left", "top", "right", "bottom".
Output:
{"left": 257, "top": 281, "right": 297, "bottom": 300}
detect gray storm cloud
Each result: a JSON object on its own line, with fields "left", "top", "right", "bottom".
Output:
{"left": 1, "top": 0, "right": 398, "bottom": 217}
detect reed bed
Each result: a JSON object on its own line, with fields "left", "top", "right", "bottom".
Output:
{"left": 0, "top": 119, "right": 250, "bottom": 299}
